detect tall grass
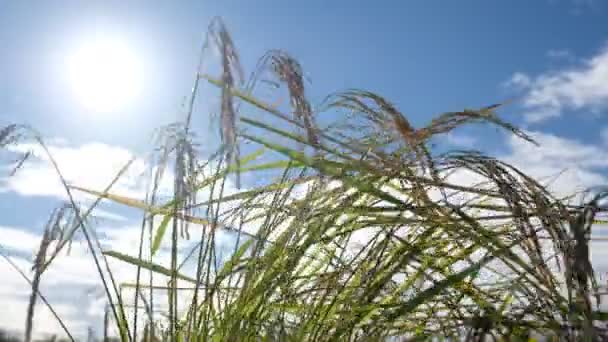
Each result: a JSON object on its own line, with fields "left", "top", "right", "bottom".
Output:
{"left": 2, "top": 17, "right": 608, "bottom": 341}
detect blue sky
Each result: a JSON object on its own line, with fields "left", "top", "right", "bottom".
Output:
{"left": 1, "top": 0, "right": 608, "bottom": 338}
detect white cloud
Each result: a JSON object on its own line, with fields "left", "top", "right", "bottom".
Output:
{"left": 0, "top": 218, "right": 224, "bottom": 340}
{"left": 0, "top": 140, "right": 250, "bottom": 217}
{"left": 502, "top": 130, "right": 608, "bottom": 198}
{"left": 0, "top": 252, "right": 34, "bottom": 298}
{"left": 0, "top": 247, "right": 89, "bottom": 339}
{"left": 0, "top": 142, "right": 154, "bottom": 201}
{"left": 504, "top": 72, "right": 531, "bottom": 90}
{"left": 0, "top": 226, "right": 46, "bottom": 255}
{"left": 0, "top": 295, "right": 83, "bottom": 339}
{"left": 506, "top": 130, "right": 608, "bottom": 168}
{"left": 505, "top": 44, "right": 608, "bottom": 123}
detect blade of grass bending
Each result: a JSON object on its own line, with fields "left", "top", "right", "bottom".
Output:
{"left": 241, "top": 133, "right": 408, "bottom": 207}
{"left": 193, "top": 175, "right": 314, "bottom": 207}
{"left": 104, "top": 250, "right": 197, "bottom": 283}
{"left": 202, "top": 74, "right": 398, "bottom": 164}
{"left": 70, "top": 186, "right": 262, "bottom": 241}
{"left": 201, "top": 74, "right": 293, "bottom": 122}
{"left": 70, "top": 147, "right": 264, "bottom": 213}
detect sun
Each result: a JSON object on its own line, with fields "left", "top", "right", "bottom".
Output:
{"left": 66, "top": 38, "right": 142, "bottom": 113}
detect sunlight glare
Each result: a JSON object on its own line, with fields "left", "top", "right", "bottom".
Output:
{"left": 66, "top": 38, "right": 142, "bottom": 113}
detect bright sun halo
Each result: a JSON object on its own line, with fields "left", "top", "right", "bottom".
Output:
{"left": 66, "top": 38, "right": 142, "bottom": 112}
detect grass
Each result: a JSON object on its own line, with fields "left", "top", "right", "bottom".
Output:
{"left": 1, "top": 17, "right": 608, "bottom": 341}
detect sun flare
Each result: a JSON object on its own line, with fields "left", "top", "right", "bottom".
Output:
{"left": 66, "top": 38, "right": 142, "bottom": 112}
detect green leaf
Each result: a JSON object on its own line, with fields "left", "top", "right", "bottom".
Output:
{"left": 70, "top": 186, "right": 163, "bottom": 214}
{"left": 239, "top": 160, "right": 304, "bottom": 172}
{"left": 104, "top": 250, "right": 196, "bottom": 283}
{"left": 151, "top": 214, "right": 171, "bottom": 257}
{"left": 217, "top": 239, "right": 254, "bottom": 280}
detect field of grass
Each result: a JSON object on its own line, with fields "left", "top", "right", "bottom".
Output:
{"left": 1, "top": 17, "right": 608, "bottom": 341}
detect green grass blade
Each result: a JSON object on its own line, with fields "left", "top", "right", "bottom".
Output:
{"left": 151, "top": 215, "right": 171, "bottom": 257}
{"left": 104, "top": 251, "right": 197, "bottom": 283}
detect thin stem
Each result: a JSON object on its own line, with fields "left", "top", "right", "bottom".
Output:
{"left": 0, "top": 246, "right": 75, "bottom": 342}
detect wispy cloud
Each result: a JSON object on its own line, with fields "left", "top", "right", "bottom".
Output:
{"left": 546, "top": 49, "right": 574, "bottom": 61}
{"left": 548, "top": 0, "right": 603, "bottom": 15}
{"left": 0, "top": 141, "right": 181, "bottom": 208}
{"left": 502, "top": 130, "right": 608, "bottom": 197}
{"left": 505, "top": 44, "right": 608, "bottom": 123}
